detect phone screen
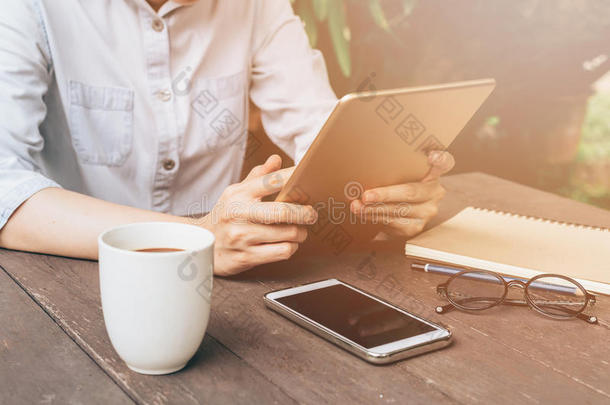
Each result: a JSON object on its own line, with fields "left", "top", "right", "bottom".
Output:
{"left": 276, "top": 284, "right": 436, "bottom": 349}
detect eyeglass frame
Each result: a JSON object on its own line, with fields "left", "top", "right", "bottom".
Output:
{"left": 435, "top": 269, "right": 598, "bottom": 324}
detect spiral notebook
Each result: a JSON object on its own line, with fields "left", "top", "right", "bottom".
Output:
{"left": 404, "top": 207, "right": 610, "bottom": 295}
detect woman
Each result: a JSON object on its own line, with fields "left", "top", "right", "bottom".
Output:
{"left": 0, "top": 0, "right": 453, "bottom": 275}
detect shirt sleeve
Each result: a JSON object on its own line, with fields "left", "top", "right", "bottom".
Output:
{"left": 0, "top": 0, "right": 62, "bottom": 230}
{"left": 249, "top": 0, "right": 338, "bottom": 163}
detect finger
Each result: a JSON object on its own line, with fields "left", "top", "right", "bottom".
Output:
{"left": 355, "top": 212, "right": 426, "bottom": 232}
{"left": 244, "top": 224, "right": 308, "bottom": 244}
{"left": 361, "top": 181, "right": 445, "bottom": 204}
{"left": 381, "top": 217, "right": 427, "bottom": 238}
{"left": 230, "top": 201, "right": 317, "bottom": 225}
{"left": 242, "top": 166, "right": 296, "bottom": 198}
{"left": 350, "top": 200, "right": 439, "bottom": 219}
{"left": 241, "top": 242, "right": 300, "bottom": 267}
{"left": 422, "top": 151, "right": 455, "bottom": 182}
{"left": 244, "top": 154, "right": 282, "bottom": 181}
{"left": 220, "top": 224, "right": 307, "bottom": 247}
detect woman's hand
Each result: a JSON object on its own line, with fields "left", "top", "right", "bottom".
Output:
{"left": 349, "top": 151, "right": 455, "bottom": 239}
{"left": 202, "top": 155, "right": 317, "bottom": 276}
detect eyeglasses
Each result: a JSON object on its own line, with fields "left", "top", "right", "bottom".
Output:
{"left": 435, "top": 270, "right": 598, "bottom": 324}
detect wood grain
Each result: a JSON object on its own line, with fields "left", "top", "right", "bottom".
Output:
{"left": 208, "top": 173, "right": 610, "bottom": 404}
{"left": 1, "top": 172, "right": 609, "bottom": 404}
{"left": 0, "top": 254, "right": 295, "bottom": 404}
{"left": 0, "top": 267, "right": 133, "bottom": 405}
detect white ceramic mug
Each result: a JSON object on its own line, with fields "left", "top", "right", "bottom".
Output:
{"left": 98, "top": 222, "right": 214, "bottom": 375}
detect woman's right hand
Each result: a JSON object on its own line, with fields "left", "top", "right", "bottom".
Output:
{"left": 201, "top": 155, "right": 317, "bottom": 276}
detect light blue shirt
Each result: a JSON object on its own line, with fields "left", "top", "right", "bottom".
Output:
{"left": 0, "top": 0, "right": 337, "bottom": 229}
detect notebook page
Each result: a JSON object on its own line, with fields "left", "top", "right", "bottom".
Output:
{"left": 406, "top": 207, "right": 610, "bottom": 284}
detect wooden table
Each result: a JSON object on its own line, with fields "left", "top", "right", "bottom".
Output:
{"left": 1, "top": 172, "right": 609, "bottom": 404}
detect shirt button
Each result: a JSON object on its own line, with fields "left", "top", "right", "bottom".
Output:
{"left": 162, "top": 159, "right": 176, "bottom": 171}
{"left": 157, "top": 89, "right": 172, "bottom": 102}
{"left": 152, "top": 19, "right": 164, "bottom": 32}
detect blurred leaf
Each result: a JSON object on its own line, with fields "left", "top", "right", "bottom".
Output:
{"left": 577, "top": 92, "right": 610, "bottom": 163}
{"left": 486, "top": 116, "right": 500, "bottom": 127}
{"left": 312, "top": 0, "right": 328, "bottom": 21}
{"left": 565, "top": 91, "right": 610, "bottom": 206}
{"left": 328, "top": 0, "right": 351, "bottom": 77}
{"left": 297, "top": 0, "right": 318, "bottom": 47}
{"left": 401, "top": 0, "right": 417, "bottom": 16}
{"left": 369, "top": 0, "right": 390, "bottom": 32}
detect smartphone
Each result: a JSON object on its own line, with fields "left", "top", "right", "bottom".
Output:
{"left": 264, "top": 279, "right": 452, "bottom": 364}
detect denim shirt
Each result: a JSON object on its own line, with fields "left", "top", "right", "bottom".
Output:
{"left": 0, "top": 0, "right": 337, "bottom": 229}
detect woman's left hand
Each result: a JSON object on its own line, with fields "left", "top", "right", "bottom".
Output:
{"left": 349, "top": 151, "right": 455, "bottom": 239}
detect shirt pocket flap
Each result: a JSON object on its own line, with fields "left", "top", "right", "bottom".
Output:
{"left": 190, "top": 71, "right": 247, "bottom": 152}
{"left": 68, "top": 80, "right": 134, "bottom": 166}
{"left": 200, "top": 70, "right": 245, "bottom": 100}
{"left": 69, "top": 80, "right": 134, "bottom": 111}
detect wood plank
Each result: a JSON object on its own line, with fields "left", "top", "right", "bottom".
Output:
{"left": 0, "top": 267, "right": 133, "bottom": 405}
{"left": 1, "top": 172, "right": 609, "bottom": 404}
{"left": 0, "top": 253, "right": 295, "bottom": 404}
{"left": 205, "top": 172, "right": 610, "bottom": 404}
{"left": 209, "top": 259, "right": 610, "bottom": 404}
{"left": 435, "top": 172, "right": 610, "bottom": 230}
{"left": 0, "top": 248, "right": 451, "bottom": 404}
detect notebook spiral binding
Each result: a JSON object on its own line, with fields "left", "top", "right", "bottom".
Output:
{"left": 471, "top": 206, "right": 610, "bottom": 233}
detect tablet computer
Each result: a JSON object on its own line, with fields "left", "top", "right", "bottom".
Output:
{"left": 277, "top": 78, "right": 496, "bottom": 254}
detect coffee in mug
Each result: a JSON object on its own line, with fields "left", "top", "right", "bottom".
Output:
{"left": 134, "top": 248, "right": 185, "bottom": 253}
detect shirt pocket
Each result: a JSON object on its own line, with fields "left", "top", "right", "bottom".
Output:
{"left": 190, "top": 70, "right": 247, "bottom": 152}
{"left": 68, "top": 80, "right": 134, "bottom": 166}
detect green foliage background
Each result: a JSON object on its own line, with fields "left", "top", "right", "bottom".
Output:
{"left": 562, "top": 93, "right": 610, "bottom": 207}
{"left": 291, "top": 0, "right": 416, "bottom": 77}
{"left": 290, "top": 0, "right": 610, "bottom": 210}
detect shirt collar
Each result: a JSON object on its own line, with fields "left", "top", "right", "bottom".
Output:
{"left": 132, "top": 0, "right": 191, "bottom": 18}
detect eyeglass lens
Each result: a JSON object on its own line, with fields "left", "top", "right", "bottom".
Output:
{"left": 446, "top": 271, "right": 505, "bottom": 310}
{"left": 526, "top": 276, "right": 587, "bottom": 318}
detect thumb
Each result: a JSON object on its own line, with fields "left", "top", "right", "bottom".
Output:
{"left": 247, "top": 166, "right": 295, "bottom": 199}
{"left": 245, "top": 154, "right": 282, "bottom": 181}
{"left": 422, "top": 151, "right": 455, "bottom": 182}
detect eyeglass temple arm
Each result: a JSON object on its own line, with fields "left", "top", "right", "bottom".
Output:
{"left": 435, "top": 285, "right": 454, "bottom": 314}
{"left": 506, "top": 300, "right": 597, "bottom": 323}
{"left": 537, "top": 302, "right": 599, "bottom": 324}
{"left": 434, "top": 296, "right": 528, "bottom": 314}
{"left": 435, "top": 302, "right": 456, "bottom": 314}
{"left": 576, "top": 313, "right": 599, "bottom": 324}
{"left": 435, "top": 294, "right": 598, "bottom": 324}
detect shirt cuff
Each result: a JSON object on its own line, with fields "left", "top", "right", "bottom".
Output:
{"left": 0, "top": 174, "right": 62, "bottom": 230}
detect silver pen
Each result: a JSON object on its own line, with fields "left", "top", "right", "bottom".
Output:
{"left": 411, "top": 262, "right": 577, "bottom": 294}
